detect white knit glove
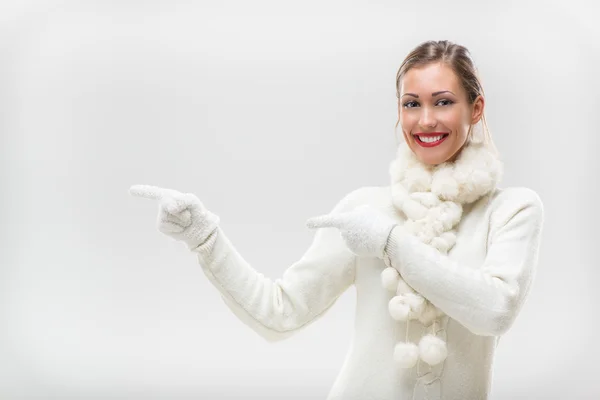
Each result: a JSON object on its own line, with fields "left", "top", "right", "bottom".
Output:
{"left": 306, "top": 204, "right": 398, "bottom": 258}
{"left": 129, "top": 184, "right": 220, "bottom": 250}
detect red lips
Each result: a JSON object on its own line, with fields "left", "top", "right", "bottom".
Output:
{"left": 413, "top": 132, "right": 449, "bottom": 148}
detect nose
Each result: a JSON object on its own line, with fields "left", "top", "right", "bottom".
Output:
{"left": 418, "top": 107, "right": 437, "bottom": 129}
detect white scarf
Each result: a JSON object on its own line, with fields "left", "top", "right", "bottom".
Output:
{"left": 381, "top": 126, "right": 504, "bottom": 371}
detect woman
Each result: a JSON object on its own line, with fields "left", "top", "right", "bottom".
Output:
{"left": 130, "top": 40, "right": 544, "bottom": 400}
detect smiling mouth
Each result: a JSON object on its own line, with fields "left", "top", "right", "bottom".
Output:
{"left": 414, "top": 133, "right": 449, "bottom": 141}
{"left": 413, "top": 133, "right": 449, "bottom": 147}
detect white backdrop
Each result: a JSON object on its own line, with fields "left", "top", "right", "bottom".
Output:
{"left": 1, "top": 0, "right": 599, "bottom": 398}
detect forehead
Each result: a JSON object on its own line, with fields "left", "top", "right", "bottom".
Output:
{"left": 401, "top": 63, "right": 461, "bottom": 94}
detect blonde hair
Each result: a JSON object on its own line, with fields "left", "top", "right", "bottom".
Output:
{"left": 394, "top": 40, "right": 498, "bottom": 156}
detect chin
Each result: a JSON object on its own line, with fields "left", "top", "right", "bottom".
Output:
{"left": 416, "top": 153, "right": 449, "bottom": 166}
{"left": 410, "top": 145, "right": 454, "bottom": 166}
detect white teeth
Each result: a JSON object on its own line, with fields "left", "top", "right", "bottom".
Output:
{"left": 418, "top": 135, "right": 445, "bottom": 143}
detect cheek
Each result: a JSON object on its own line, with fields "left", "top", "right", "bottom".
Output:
{"left": 399, "top": 114, "right": 416, "bottom": 133}
{"left": 444, "top": 113, "right": 468, "bottom": 138}
{"left": 402, "top": 125, "right": 417, "bottom": 145}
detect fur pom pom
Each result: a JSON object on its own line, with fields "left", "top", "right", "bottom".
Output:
{"left": 430, "top": 229, "right": 456, "bottom": 253}
{"left": 409, "top": 191, "right": 441, "bottom": 208}
{"left": 381, "top": 267, "right": 400, "bottom": 292}
{"left": 438, "top": 202, "right": 462, "bottom": 228}
{"left": 403, "top": 164, "right": 432, "bottom": 193}
{"left": 430, "top": 236, "right": 450, "bottom": 253}
{"left": 388, "top": 296, "right": 410, "bottom": 321}
{"left": 417, "top": 302, "right": 439, "bottom": 326}
{"left": 431, "top": 169, "right": 459, "bottom": 200}
{"left": 418, "top": 334, "right": 447, "bottom": 366}
{"left": 394, "top": 341, "right": 419, "bottom": 369}
{"left": 402, "top": 293, "right": 425, "bottom": 315}
{"left": 403, "top": 198, "right": 429, "bottom": 221}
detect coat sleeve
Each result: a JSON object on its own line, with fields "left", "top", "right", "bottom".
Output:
{"left": 384, "top": 187, "right": 545, "bottom": 336}
{"left": 190, "top": 188, "right": 365, "bottom": 342}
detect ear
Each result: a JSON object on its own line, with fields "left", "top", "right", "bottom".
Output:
{"left": 470, "top": 95, "right": 485, "bottom": 124}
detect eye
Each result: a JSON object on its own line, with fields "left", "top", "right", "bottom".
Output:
{"left": 438, "top": 99, "right": 454, "bottom": 106}
{"left": 402, "top": 99, "right": 454, "bottom": 108}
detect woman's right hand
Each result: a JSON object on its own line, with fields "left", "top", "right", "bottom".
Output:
{"left": 129, "top": 184, "right": 220, "bottom": 250}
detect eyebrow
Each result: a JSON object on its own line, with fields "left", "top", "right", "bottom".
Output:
{"left": 401, "top": 91, "right": 455, "bottom": 98}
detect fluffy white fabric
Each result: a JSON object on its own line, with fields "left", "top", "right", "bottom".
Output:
{"left": 382, "top": 137, "right": 503, "bottom": 370}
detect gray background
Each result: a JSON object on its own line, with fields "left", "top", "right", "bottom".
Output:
{"left": 1, "top": 0, "right": 599, "bottom": 398}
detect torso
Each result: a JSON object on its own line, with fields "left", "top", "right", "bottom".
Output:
{"left": 326, "top": 185, "right": 506, "bottom": 400}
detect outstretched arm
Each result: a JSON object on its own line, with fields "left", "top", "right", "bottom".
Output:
{"left": 384, "top": 188, "right": 544, "bottom": 336}
{"left": 192, "top": 189, "right": 368, "bottom": 342}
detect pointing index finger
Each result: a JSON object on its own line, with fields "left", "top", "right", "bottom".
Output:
{"left": 129, "top": 184, "right": 170, "bottom": 200}
{"left": 306, "top": 213, "right": 344, "bottom": 230}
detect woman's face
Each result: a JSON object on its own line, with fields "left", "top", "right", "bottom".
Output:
{"left": 398, "top": 62, "right": 484, "bottom": 165}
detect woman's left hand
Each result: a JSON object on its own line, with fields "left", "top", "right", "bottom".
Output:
{"left": 306, "top": 204, "right": 399, "bottom": 258}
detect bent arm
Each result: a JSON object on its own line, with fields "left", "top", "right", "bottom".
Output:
{"left": 191, "top": 189, "right": 366, "bottom": 342}
{"left": 385, "top": 189, "right": 544, "bottom": 336}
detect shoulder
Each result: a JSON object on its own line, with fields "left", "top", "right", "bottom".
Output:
{"left": 486, "top": 186, "right": 544, "bottom": 229}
